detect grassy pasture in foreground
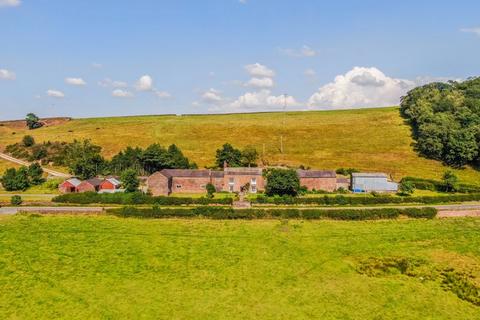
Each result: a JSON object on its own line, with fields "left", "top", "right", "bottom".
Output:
{"left": 1, "top": 107, "right": 479, "bottom": 184}
{"left": 0, "top": 215, "right": 479, "bottom": 319}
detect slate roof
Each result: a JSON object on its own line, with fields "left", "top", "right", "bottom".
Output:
{"left": 224, "top": 167, "right": 263, "bottom": 176}
{"left": 84, "top": 178, "right": 103, "bottom": 187}
{"left": 160, "top": 169, "right": 224, "bottom": 178}
{"left": 297, "top": 170, "right": 336, "bottom": 178}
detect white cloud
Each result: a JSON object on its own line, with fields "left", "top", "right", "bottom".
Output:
{"left": 245, "top": 63, "right": 275, "bottom": 78}
{"left": 239, "top": 0, "right": 247, "bottom": 4}
{"left": 0, "top": 69, "right": 16, "bottom": 80}
{"left": 112, "top": 89, "right": 134, "bottom": 98}
{"left": 0, "top": 0, "right": 21, "bottom": 7}
{"left": 135, "top": 75, "right": 153, "bottom": 91}
{"left": 47, "top": 89, "right": 65, "bottom": 98}
{"left": 154, "top": 90, "right": 172, "bottom": 99}
{"left": 308, "top": 67, "right": 415, "bottom": 109}
{"left": 280, "top": 45, "right": 317, "bottom": 57}
{"left": 65, "top": 77, "right": 86, "bottom": 86}
{"left": 460, "top": 27, "right": 480, "bottom": 37}
{"left": 91, "top": 62, "right": 103, "bottom": 69}
{"left": 245, "top": 77, "right": 274, "bottom": 88}
{"left": 304, "top": 69, "right": 316, "bottom": 77}
{"left": 98, "top": 78, "right": 128, "bottom": 88}
{"left": 201, "top": 88, "right": 223, "bottom": 104}
{"left": 227, "top": 90, "right": 298, "bottom": 111}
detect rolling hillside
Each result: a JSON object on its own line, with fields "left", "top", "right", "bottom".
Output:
{"left": 1, "top": 107, "right": 479, "bottom": 183}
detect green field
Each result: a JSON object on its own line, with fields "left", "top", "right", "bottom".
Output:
{"left": 0, "top": 214, "right": 479, "bottom": 319}
{"left": 1, "top": 107, "right": 479, "bottom": 184}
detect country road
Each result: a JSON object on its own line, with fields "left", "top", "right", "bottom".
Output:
{"left": 0, "top": 152, "right": 71, "bottom": 178}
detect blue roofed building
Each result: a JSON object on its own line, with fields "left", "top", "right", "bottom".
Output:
{"left": 351, "top": 173, "right": 398, "bottom": 193}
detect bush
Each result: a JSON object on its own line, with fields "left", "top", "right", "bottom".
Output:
{"left": 22, "top": 135, "right": 35, "bottom": 147}
{"left": 108, "top": 206, "right": 437, "bottom": 220}
{"left": 206, "top": 183, "right": 216, "bottom": 198}
{"left": 10, "top": 195, "right": 22, "bottom": 206}
{"left": 52, "top": 192, "right": 233, "bottom": 206}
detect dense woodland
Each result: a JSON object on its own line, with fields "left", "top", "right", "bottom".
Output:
{"left": 401, "top": 77, "right": 480, "bottom": 167}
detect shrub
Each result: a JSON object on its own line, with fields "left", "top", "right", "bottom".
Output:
{"left": 206, "top": 183, "right": 216, "bottom": 198}
{"left": 10, "top": 195, "right": 22, "bottom": 206}
{"left": 22, "top": 135, "right": 35, "bottom": 147}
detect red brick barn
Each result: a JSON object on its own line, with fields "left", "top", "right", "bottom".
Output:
{"left": 77, "top": 178, "right": 103, "bottom": 193}
{"left": 58, "top": 178, "right": 82, "bottom": 193}
{"left": 99, "top": 178, "right": 122, "bottom": 193}
{"left": 147, "top": 169, "right": 224, "bottom": 196}
{"left": 297, "top": 170, "right": 337, "bottom": 192}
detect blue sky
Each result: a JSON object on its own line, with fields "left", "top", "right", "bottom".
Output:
{"left": 1, "top": 0, "right": 479, "bottom": 120}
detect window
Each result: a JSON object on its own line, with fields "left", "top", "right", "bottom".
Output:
{"left": 251, "top": 178, "right": 257, "bottom": 185}
{"left": 251, "top": 185, "right": 257, "bottom": 193}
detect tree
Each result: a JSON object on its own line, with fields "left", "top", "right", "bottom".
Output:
{"left": 398, "top": 180, "right": 414, "bottom": 196}
{"left": 166, "top": 144, "right": 195, "bottom": 169}
{"left": 25, "top": 113, "right": 43, "bottom": 130}
{"left": 27, "top": 163, "right": 45, "bottom": 185}
{"left": 121, "top": 169, "right": 140, "bottom": 193}
{"left": 64, "top": 140, "right": 105, "bottom": 179}
{"left": 206, "top": 183, "right": 216, "bottom": 198}
{"left": 400, "top": 78, "right": 480, "bottom": 168}
{"left": 1, "top": 167, "right": 30, "bottom": 191}
{"left": 442, "top": 170, "right": 458, "bottom": 192}
{"left": 22, "top": 135, "right": 35, "bottom": 147}
{"left": 241, "top": 146, "right": 258, "bottom": 167}
{"left": 264, "top": 168, "right": 300, "bottom": 197}
{"left": 109, "top": 146, "right": 144, "bottom": 174}
{"left": 141, "top": 143, "right": 169, "bottom": 174}
{"left": 215, "top": 143, "right": 242, "bottom": 168}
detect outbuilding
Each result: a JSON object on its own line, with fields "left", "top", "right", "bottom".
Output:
{"left": 351, "top": 173, "right": 398, "bottom": 193}
{"left": 77, "top": 178, "right": 103, "bottom": 193}
{"left": 58, "top": 178, "right": 82, "bottom": 193}
{"left": 99, "top": 177, "right": 122, "bottom": 192}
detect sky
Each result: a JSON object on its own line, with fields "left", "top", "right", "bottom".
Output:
{"left": 1, "top": 0, "right": 480, "bottom": 120}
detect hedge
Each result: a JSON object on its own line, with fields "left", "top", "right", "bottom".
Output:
{"left": 52, "top": 192, "right": 233, "bottom": 206}
{"left": 401, "top": 177, "right": 480, "bottom": 193}
{"left": 108, "top": 206, "right": 437, "bottom": 220}
{"left": 253, "top": 193, "right": 480, "bottom": 206}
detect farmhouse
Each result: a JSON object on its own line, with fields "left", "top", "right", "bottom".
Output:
{"left": 297, "top": 169, "right": 337, "bottom": 192}
{"left": 147, "top": 169, "right": 224, "bottom": 196}
{"left": 224, "top": 167, "right": 264, "bottom": 193}
{"left": 58, "top": 178, "right": 82, "bottom": 193}
{"left": 351, "top": 173, "right": 398, "bottom": 193}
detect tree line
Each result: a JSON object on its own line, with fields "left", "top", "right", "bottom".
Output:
{"left": 401, "top": 77, "right": 480, "bottom": 167}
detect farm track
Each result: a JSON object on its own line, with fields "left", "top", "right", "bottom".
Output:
{"left": 0, "top": 152, "right": 71, "bottom": 178}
